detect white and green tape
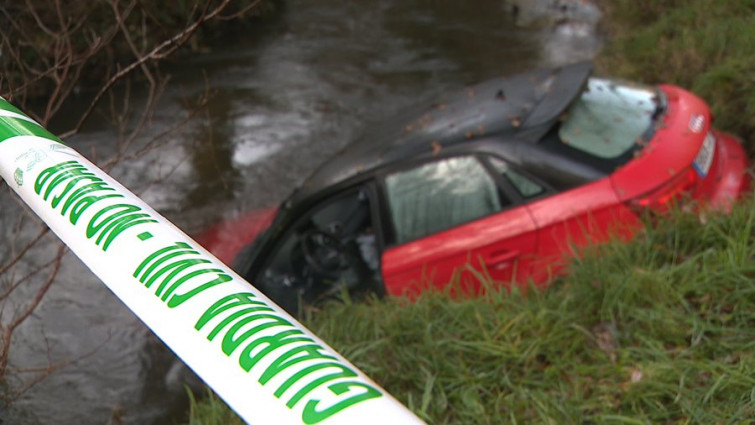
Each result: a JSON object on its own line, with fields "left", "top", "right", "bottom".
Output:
{"left": 0, "top": 97, "right": 424, "bottom": 425}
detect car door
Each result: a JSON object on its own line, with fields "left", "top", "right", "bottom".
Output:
{"left": 525, "top": 177, "right": 639, "bottom": 284}
{"left": 379, "top": 154, "right": 539, "bottom": 297}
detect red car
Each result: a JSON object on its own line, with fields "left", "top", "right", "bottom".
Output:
{"left": 198, "top": 62, "right": 751, "bottom": 314}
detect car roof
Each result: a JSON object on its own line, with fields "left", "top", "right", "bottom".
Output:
{"left": 290, "top": 61, "right": 593, "bottom": 205}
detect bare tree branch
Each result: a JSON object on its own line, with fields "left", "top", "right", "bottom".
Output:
{"left": 0, "top": 244, "right": 65, "bottom": 377}
{"left": 0, "top": 0, "right": 266, "bottom": 405}
{"left": 60, "top": 0, "right": 234, "bottom": 139}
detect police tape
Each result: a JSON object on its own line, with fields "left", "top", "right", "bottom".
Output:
{"left": 0, "top": 97, "right": 424, "bottom": 425}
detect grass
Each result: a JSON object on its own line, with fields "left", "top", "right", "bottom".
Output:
{"left": 298, "top": 199, "right": 754, "bottom": 424}
{"left": 595, "top": 0, "right": 755, "bottom": 157}
{"left": 185, "top": 197, "right": 755, "bottom": 424}
{"left": 186, "top": 1, "right": 755, "bottom": 423}
{"left": 185, "top": 389, "right": 245, "bottom": 425}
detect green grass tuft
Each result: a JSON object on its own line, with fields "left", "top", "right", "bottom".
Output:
{"left": 187, "top": 197, "right": 755, "bottom": 424}
{"left": 298, "top": 198, "right": 755, "bottom": 423}
{"left": 184, "top": 388, "right": 245, "bottom": 425}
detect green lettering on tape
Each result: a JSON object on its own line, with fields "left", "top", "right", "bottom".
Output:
{"left": 302, "top": 382, "right": 382, "bottom": 424}
{"left": 87, "top": 203, "right": 158, "bottom": 251}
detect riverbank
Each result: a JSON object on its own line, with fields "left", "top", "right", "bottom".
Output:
{"left": 188, "top": 199, "right": 755, "bottom": 424}
{"left": 303, "top": 199, "right": 755, "bottom": 424}
{"left": 186, "top": 0, "right": 754, "bottom": 423}
{"left": 595, "top": 0, "right": 755, "bottom": 157}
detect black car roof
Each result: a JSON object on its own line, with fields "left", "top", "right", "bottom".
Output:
{"left": 290, "top": 61, "right": 593, "bottom": 205}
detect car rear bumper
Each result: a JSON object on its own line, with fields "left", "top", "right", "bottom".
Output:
{"left": 707, "top": 129, "right": 752, "bottom": 211}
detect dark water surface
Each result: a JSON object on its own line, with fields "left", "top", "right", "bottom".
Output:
{"left": 1, "top": 1, "right": 600, "bottom": 423}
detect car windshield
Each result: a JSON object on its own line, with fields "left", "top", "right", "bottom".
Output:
{"left": 559, "top": 78, "right": 662, "bottom": 159}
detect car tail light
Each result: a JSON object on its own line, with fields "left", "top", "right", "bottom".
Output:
{"left": 630, "top": 167, "right": 699, "bottom": 212}
{"left": 629, "top": 130, "right": 721, "bottom": 213}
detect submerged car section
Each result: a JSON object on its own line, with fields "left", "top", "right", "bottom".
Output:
{"left": 196, "top": 62, "right": 751, "bottom": 314}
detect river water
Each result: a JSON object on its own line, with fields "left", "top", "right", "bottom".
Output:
{"left": 0, "top": 1, "right": 601, "bottom": 423}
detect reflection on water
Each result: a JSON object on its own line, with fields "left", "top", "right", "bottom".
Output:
{"left": 0, "top": 0, "right": 601, "bottom": 423}
{"left": 185, "top": 90, "right": 241, "bottom": 207}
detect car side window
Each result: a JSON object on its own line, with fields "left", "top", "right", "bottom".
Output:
{"left": 384, "top": 156, "right": 506, "bottom": 244}
{"left": 487, "top": 157, "right": 545, "bottom": 198}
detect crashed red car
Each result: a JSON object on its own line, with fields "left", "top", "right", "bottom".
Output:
{"left": 197, "top": 62, "right": 751, "bottom": 314}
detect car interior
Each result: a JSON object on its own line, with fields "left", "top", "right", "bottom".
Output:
{"left": 257, "top": 187, "right": 380, "bottom": 312}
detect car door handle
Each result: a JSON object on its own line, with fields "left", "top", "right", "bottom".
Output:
{"left": 485, "top": 249, "right": 521, "bottom": 266}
